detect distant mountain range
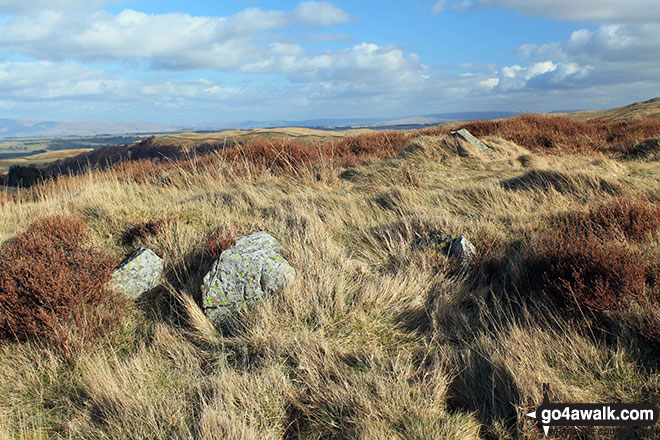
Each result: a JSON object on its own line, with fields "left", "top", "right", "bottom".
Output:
{"left": 0, "top": 111, "right": 522, "bottom": 138}
{"left": 5, "top": 97, "right": 659, "bottom": 139}
{"left": 0, "top": 119, "right": 183, "bottom": 138}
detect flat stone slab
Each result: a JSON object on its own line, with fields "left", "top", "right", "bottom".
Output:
{"left": 451, "top": 128, "right": 494, "bottom": 153}
{"left": 202, "top": 231, "right": 296, "bottom": 326}
{"left": 109, "top": 247, "right": 164, "bottom": 298}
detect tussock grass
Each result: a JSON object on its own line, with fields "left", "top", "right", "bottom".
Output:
{"left": 2, "top": 124, "right": 660, "bottom": 439}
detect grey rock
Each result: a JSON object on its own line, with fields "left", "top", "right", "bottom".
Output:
{"left": 109, "top": 247, "right": 164, "bottom": 298}
{"left": 449, "top": 236, "right": 477, "bottom": 262}
{"left": 451, "top": 128, "right": 494, "bottom": 153}
{"left": 202, "top": 231, "right": 296, "bottom": 326}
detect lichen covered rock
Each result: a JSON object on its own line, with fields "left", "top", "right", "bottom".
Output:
{"left": 202, "top": 231, "right": 296, "bottom": 326}
{"left": 109, "top": 247, "right": 164, "bottom": 298}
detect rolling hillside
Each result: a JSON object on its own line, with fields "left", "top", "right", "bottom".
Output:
{"left": 570, "top": 97, "right": 660, "bottom": 121}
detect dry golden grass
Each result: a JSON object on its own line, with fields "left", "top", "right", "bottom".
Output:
{"left": 1, "top": 125, "right": 660, "bottom": 439}
{"left": 154, "top": 126, "right": 375, "bottom": 148}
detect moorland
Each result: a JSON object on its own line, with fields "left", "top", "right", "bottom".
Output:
{"left": 2, "top": 100, "right": 660, "bottom": 439}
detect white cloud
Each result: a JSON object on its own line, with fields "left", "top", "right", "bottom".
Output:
{"left": 479, "top": 77, "right": 499, "bottom": 90}
{"left": 0, "top": 61, "right": 243, "bottom": 102}
{"left": 456, "top": 0, "right": 660, "bottom": 23}
{"left": 0, "top": 3, "right": 352, "bottom": 70}
{"left": 292, "top": 1, "right": 350, "bottom": 27}
{"left": 496, "top": 60, "right": 593, "bottom": 91}
{"left": 564, "top": 24, "right": 660, "bottom": 62}
{"left": 431, "top": 1, "right": 446, "bottom": 15}
{"left": 517, "top": 23, "right": 660, "bottom": 87}
{"left": 0, "top": 61, "right": 119, "bottom": 100}
{"left": 242, "top": 43, "right": 425, "bottom": 91}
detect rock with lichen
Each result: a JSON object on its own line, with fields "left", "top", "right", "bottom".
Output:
{"left": 201, "top": 231, "right": 296, "bottom": 326}
{"left": 109, "top": 247, "right": 164, "bottom": 299}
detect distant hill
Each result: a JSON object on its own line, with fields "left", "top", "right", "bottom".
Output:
{"left": 0, "top": 111, "right": 520, "bottom": 139}
{"left": 0, "top": 119, "right": 184, "bottom": 138}
{"left": 570, "top": 97, "right": 660, "bottom": 121}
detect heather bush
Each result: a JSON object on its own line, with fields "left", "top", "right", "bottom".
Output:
{"left": 215, "top": 131, "right": 413, "bottom": 174}
{"left": 332, "top": 131, "right": 414, "bottom": 164}
{"left": 560, "top": 196, "right": 660, "bottom": 242}
{"left": 528, "top": 228, "right": 648, "bottom": 315}
{"left": 0, "top": 214, "right": 126, "bottom": 353}
{"left": 504, "top": 198, "right": 660, "bottom": 332}
{"left": 203, "top": 226, "right": 236, "bottom": 261}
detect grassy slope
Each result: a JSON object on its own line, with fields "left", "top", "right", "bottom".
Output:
{"left": 1, "top": 123, "right": 660, "bottom": 439}
{"left": 570, "top": 97, "right": 660, "bottom": 121}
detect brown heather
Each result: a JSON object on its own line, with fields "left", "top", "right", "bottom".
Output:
{"left": 0, "top": 215, "right": 126, "bottom": 355}
{"left": 212, "top": 130, "right": 414, "bottom": 172}
{"left": 560, "top": 196, "right": 660, "bottom": 242}
{"left": 203, "top": 226, "right": 236, "bottom": 261}
{"left": 529, "top": 226, "right": 649, "bottom": 315}
{"left": 423, "top": 113, "right": 660, "bottom": 155}
{"left": 494, "top": 197, "right": 660, "bottom": 343}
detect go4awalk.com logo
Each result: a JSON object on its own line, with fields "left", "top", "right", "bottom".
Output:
{"left": 526, "top": 384, "right": 659, "bottom": 437}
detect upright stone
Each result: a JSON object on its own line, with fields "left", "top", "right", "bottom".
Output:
{"left": 202, "top": 231, "right": 296, "bottom": 326}
{"left": 451, "top": 128, "right": 494, "bottom": 153}
{"left": 109, "top": 247, "right": 164, "bottom": 298}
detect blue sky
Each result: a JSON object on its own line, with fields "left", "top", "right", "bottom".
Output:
{"left": 0, "top": 0, "right": 658, "bottom": 123}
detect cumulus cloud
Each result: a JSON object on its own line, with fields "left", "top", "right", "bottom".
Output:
{"left": 515, "top": 23, "right": 660, "bottom": 88}
{"left": 489, "top": 24, "right": 660, "bottom": 95}
{"left": 243, "top": 43, "right": 425, "bottom": 90}
{"left": 0, "top": 61, "right": 120, "bottom": 100}
{"left": 0, "top": 1, "right": 442, "bottom": 117}
{"left": 292, "top": 1, "right": 350, "bottom": 27}
{"left": 564, "top": 24, "right": 660, "bottom": 63}
{"left": 0, "top": 2, "right": 351, "bottom": 70}
{"left": 442, "top": 0, "right": 660, "bottom": 97}
{"left": 456, "top": 0, "right": 660, "bottom": 23}
{"left": 3, "top": 0, "right": 658, "bottom": 121}
{"left": 489, "top": 61, "right": 592, "bottom": 91}
{"left": 0, "top": 61, "right": 243, "bottom": 102}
